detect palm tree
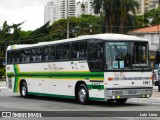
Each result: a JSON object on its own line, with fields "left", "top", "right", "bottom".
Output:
{"left": 119, "top": 0, "right": 139, "bottom": 33}
{"left": 92, "top": 0, "right": 112, "bottom": 32}
{"left": 92, "top": 0, "right": 139, "bottom": 33}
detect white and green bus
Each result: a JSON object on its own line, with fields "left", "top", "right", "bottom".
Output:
{"left": 6, "top": 33, "right": 153, "bottom": 104}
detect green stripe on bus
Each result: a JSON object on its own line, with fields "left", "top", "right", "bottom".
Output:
{"left": 28, "top": 92, "right": 104, "bottom": 101}
{"left": 13, "top": 65, "right": 18, "bottom": 92}
{"left": 87, "top": 84, "right": 104, "bottom": 90}
{"left": 7, "top": 72, "right": 14, "bottom": 77}
{"left": 89, "top": 97, "right": 105, "bottom": 101}
{"left": 28, "top": 92, "right": 75, "bottom": 99}
{"left": 12, "top": 64, "right": 104, "bottom": 92}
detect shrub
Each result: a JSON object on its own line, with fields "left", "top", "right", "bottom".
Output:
{"left": 0, "top": 67, "right": 6, "bottom": 79}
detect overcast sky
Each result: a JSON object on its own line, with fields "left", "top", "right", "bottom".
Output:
{"left": 0, "top": 0, "right": 52, "bottom": 31}
{"left": 0, "top": 0, "right": 82, "bottom": 31}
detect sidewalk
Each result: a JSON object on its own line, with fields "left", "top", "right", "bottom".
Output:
{"left": 0, "top": 80, "right": 7, "bottom": 89}
{"left": 153, "top": 85, "right": 158, "bottom": 91}
{"left": 152, "top": 86, "right": 160, "bottom": 98}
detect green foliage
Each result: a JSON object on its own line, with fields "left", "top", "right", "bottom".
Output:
{"left": 31, "top": 21, "right": 50, "bottom": 36}
{"left": 0, "top": 57, "right": 5, "bottom": 69}
{"left": 92, "top": 0, "right": 140, "bottom": 33}
{"left": 136, "top": 7, "right": 160, "bottom": 28}
{"left": 144, "top": 7, "right": 160, "bottom": 25}
{"left": 0, "top": 68, "right": 6, "bottom": 78}
{"left": 49, "top": 15, "right": 102, "bottom": 39}
{"left": 136, "top": 15, "right": 148, "bottom": 28}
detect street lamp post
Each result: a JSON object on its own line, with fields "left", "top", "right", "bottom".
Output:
{"left": 67, "top": 0, "right": 69, "bottom": 39}
{"left": 89, "top": 24, "right": 93, "bottom": 34}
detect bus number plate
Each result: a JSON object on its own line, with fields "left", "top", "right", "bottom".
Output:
{"left": 128, "top": 90, "right": 137, "bottom": 94}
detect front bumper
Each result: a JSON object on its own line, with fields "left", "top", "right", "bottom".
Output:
{"left": 104, "top": 87, "right": 153, "bottom": 100}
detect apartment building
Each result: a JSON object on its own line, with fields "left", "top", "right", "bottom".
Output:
{"left": 44, "top": 0, "right": 60, "bottom": 24}
{"left": 76, "top": 0, "right": 95, "bottom": 16}
{"left": 136, "top": 0, "right": 159, "bottom": 15}
{"left": 44, "top": 0, "right": 76, "bottom": 24}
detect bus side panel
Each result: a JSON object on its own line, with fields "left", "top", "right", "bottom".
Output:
{"left": 88, "top": 89, "right": 105, "bottom": 101}
{"left": 6, "top": 65, "right": 16, "bottom": 92}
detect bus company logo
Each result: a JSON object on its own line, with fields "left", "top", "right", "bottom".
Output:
{"left": 1, "top": 112, "right": 42, "bottom": 118}
{"left": 48, "top": 64, "right": 52, "bottom": 70}
{"left": 2, "top": 112, "right": 11, "bottom": 117}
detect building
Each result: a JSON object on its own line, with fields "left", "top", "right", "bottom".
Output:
{"left": 44, "top": 0, "right": 60, "bottom": 25}
{"left": 81, "top": 0, "right": 94, "bottom": 15}
{"left": 128, "top": 25, "right": 160, "bottom": 48}
{"left": 76, "top": 0, "right": 95, "bottom": 17}
{"left": 76, "top": 1, "right": 82, "bottom": 17}
{"left": 44, "top": 0, "right": 76, "bottom": 25}
{"left": 136, "top": 0, "right": 159, "bottom": 15}
{"left": 60, "top": 0, "right": 76, "bottom": 18}
{"left": 149, "top": 0, "right": 160, "bottom": 11}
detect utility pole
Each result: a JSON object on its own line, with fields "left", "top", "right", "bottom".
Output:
{"left": 67, "top": 0, "right": 69, "bottom": 39}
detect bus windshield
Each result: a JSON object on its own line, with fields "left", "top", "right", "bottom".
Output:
{"left": 105, "top": 41, "right": 150, "bottom": 70}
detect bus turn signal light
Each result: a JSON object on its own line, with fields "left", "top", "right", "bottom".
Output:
{"left": 108, "top": 77, "right": 113, "bottom": 81}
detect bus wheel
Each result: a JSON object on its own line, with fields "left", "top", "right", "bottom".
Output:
{"left": 20, "top": 82, "right": 28, "bottom": 98}
{"left": 115, "top": 98, "right": 127, "bottom": 104}
{"left": 77, "top": 84, "right": 89, "bottom": 104}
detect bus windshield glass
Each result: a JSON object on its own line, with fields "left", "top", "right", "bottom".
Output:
{"left": 105, "top": 41, "right": 149, "bottom": 70}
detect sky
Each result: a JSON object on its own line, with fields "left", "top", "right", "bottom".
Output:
{"left": 0, "top": 0, "right": 82, "bottom": 31}
{"left": 0, "top": 0, "right": 51, "bottom": 31}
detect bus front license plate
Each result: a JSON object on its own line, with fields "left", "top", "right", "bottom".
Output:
{"left": 128, "top": 90, "right": 137, "bottom": 94}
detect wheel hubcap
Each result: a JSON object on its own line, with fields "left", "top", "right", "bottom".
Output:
{"left": 78, "top": 88, "right": 86, "bottom": 103}
{"left": 22, "top": 86, "right": 26, "bottom": 96}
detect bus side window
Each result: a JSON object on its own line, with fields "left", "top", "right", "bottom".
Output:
{"left": 31, "top": 49, "right": 36, "bottom": 62}
{"left": 12, "top": 51, "right": 20, "bottom": 64}
{"left": 71, "top": 42, "right": 79, "bottom": 59}
{"left": 7, "top": 51, "right": 11, "bottom": 64}
{"left": 79, "top": 42, "right": 87, "bottom": 59}
{"left": 43, "top": 47, "right": 49, "bottom": 61}
{"left": 31, "top": 48, "right": 42, "bottom": 62}
{"left": 21, "top": 49, "right": 30, "bottom": 63}
{"left": 48, "top": 46, "right": 55, "bottom": 61}
{"left": 64, "top": 44, "right": 70, "bottom": 59}
{"left": 43, "top": 46, "right": 55, "bottom": 61}
{"left": 20, "top": 50, "right": 25, "bottom": 63}
{"left": 36, "top": 48, "right": 42, "bottom": 62}
{"left": 88, "top": 43, "right": 103, "bottom": 70}
{"left": 56, "top": 44, "right": 63, "bottom": 60}
{"left": 71, "top": 41, "right": 87, "bottom": 59}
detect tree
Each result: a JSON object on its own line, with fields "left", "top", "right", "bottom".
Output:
{"left": 92, "top": 0, "right": 139, "bottom": 33}
{"left": 49, "top": 15, "right": 102, "bottom": 39}
{"left": 144, "top": 7, "right": 160, "bottom": 26}
{"left": 135, "top": 7, "right": 160, "bottom": 28}
{"left": 0, "top": 21, "right": 26, "bottom": 57}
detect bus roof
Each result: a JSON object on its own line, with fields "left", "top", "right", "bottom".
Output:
{"left": 7, "top": 33, "right": 148, "bottom": 50}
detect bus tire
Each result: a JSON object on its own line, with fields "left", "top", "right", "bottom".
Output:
{"left": 115, "top": 98, "right": 127, "bottom": 104}
{"left": 20, "top": 82, "right": 29, "bottom": 98}
{"left": 77, "top": 84, "right": 89, "bottom": 105}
